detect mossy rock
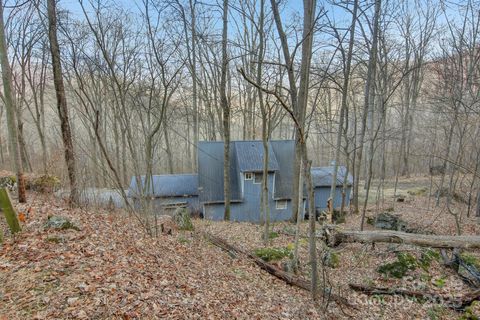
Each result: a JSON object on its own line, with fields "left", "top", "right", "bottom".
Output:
{"left": 0, "top": 176, "right": 16, "bottom": 190}
{"left": 173, "top": 208, "right": 194, "bottom": 231}
{"left": 31, "top": 174, "right": 61, "bottom": 193}
{"left": 378, "top": 252, "right": 417, "bottom": 278}
{"left": 407, "top": 187, "right": 428, "bottom": 196}
{"left": 254, "top": 247, "right": 292, "bottom": 262}
{"left": 375, "top": 212, "right": 408, "bottom": 231}
{"left": 44, "top": 216, "right": 80, "bottom": 231}
{"left": 461, "top": 301, "right": 480, "bottom": 320}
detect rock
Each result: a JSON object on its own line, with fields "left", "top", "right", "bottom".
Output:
{"left": 67, "top": 297, "right": 79, "bottom": 306}
{"left": 30, "top": 174, "right": 61, "bottom": 193}
{"left": 44, "top": 216, "right": 80, "bottom": 231}
{"left": 374, "top": 212, "right": 408, "bottom": 232}
{"left": 172, "top": 208, "right": 194, "bottom": 231}
{"left": 0, "top": 176, "right": 16, "bottom": 191}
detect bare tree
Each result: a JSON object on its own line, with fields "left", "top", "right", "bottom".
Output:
{"left": 221, "top": 0, "right": 231, "bottom": 220}
{"left": 0, "top": 0, "right": 26, "bottom": 202}
{"left": 47, "top": 0, "right": 79, "bottom": 205}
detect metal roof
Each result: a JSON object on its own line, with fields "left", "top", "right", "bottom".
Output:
{"left": 197, "top": 141, "right": 242, "bottom": 203}
{"left": 311, "top": 166, "right": 353, "bottom": 187}
{"left": 128, "top": 174, "right": 199, "bottom": 198}
{"left": 234, "top": 141, "right": 280, "bottom": 172}
{"left": 270, "top": 140, "right": 296, "bottom": 200}
{"left": 198, "top": 140, "right": 296, "bottom": 203}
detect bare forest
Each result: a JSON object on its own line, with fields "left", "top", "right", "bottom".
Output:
{"left": 1, "top": 0, "right": 480, "bottom": 318}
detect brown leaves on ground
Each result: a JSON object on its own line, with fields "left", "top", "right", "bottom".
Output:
{"left": 0, "top": 193, "right": 317, "bottom": 319}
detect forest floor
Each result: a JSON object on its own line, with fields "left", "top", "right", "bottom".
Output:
{"left": 1, "top": 175, "right": 480, "bottom": 319}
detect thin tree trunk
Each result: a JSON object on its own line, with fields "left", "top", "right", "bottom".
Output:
{"left": 47, "top": 0, "right": 79, "bottom": 206}
{"left": 329, "top": 0, "right": 358, "bottom": 221}
{"left": 257, "top": 0, "right": 270, "bottom": 242}
{"left": 221, "top": 0, "right": 230, "bottom": 220}
{"left": 0, "top": 0, "right": 26, "bottom": 203}
{"left": 358, "top": 0, "right": 381, "bottom": 226}
{"left": 164, "top": 123, "right": 174, "bottom": 174}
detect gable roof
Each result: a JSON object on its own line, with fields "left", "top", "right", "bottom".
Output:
{"left": 198, "top": 140, "right": 296, "bottom": 203}
{"left": 235, "top": 141, "right": 279, "bottom": 172}
{"left": 128, "top": 174, "right": 198, "bottom": 198}
{"left": 311, "top": 166, "right": 353, "bottom": 188}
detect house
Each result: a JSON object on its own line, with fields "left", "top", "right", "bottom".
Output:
{"left": 310, "top": 166, "right": 353, "bottom": 212}
{"left": 128, "top": 174, "right": 200, "bottom": 215}
{"left": 198, "top": 140, "right": 304, "bottom": 222}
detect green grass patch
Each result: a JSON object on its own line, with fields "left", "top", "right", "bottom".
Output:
{"left": 323, "top": 249, "right": 340, "bottom": 268}
{"left": 433, "top": 276, "right": 446, "bottom": 288}
{"left": 268, "top": 231, "right": 279, "bottom": 239}
{"left": 427, "top": 306, "right": 446, "bottom": 320}
{"left": 460, "top": 301, "right": 480, "bottom": 320}
{"left": 254, "top": 247, "right": 293, "bottom": 262}
{"left": 419, "top": 249, "right": 441, "bottom": 270}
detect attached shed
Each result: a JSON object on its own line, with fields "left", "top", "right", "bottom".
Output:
{"left": 128, "top": 174, "right": 200, "bottom": 215}
{"left": 310, "top": 166, "right": 352, "bottom": 212}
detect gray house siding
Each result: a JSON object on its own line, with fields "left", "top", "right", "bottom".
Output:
{"left": 132, "top": 196, "right": 200, "bottom": 214}
{"left": 203, "top": 172, "right": 295, "bottom": 222}
{"left": 313, "top": 187, "right": 351, "bottom": 211}
{"left": 128, "top": 174, "right": 199, "bottom": 215}
{"left": 310, "top": 166, "right": 353, "bottom": 211}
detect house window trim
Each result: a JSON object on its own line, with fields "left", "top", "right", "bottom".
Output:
{"left": 244, "top": 172, "right": 253, "bottom": 180}
{"left": 276, "top": 200, "right": 287, "bottom": 210}
{"left": 253, "top": 173, "right": 263, "bottom": 184}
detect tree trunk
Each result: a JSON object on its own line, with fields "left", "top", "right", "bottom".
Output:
{"left": 329, "top": 0, "right": 358, "bottom": 221}
{"left": 358, "top": 0, "right": 381, "bottom": 227}
{"left": 47, "top": 0, "right": 79, "bottom": 206}
{"left": 0, "top": 0, "right": 26, "bottom": 203}
{"left": 257, "top": 0, "right": 270, "bottom": 243}
{"left": 326, "top": 229, "right": 480, "bottom": 249}
{"left": 0, "top": 188, "right": 21, "bottom": 234}
{"left": 220, "top": 0, "right": 230, "bottom": 220}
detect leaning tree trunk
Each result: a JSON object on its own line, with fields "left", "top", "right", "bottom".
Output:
{"left": 359, "top": 0, "right": 381, "bottom": 228}
{"left": 47, "top": 0, "right": 79, "bottom": 206}
{"left": 329, "top": 0, "right": 358, "bottom": 221}
{"left": 0, "top": 0, "right": 26, "bottom": 203}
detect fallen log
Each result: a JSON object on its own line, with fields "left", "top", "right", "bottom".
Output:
{"left": 441, "top": 250, "right": 480, "bottom": 288}
{"left": 350, "top": 283, "right": 480, "bottom": 311}
{"left": 203, "top": 232, "right": 356, "bottom": 310}
{"left": 327, "top": 229, "right": 480, "bottom": 249}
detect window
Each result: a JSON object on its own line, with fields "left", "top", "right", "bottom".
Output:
{"left": 276, "top": 200, "right": 287, "bottom": 210}
{"left": 244, "top": 172, "right": 253, "bottom": 180}
{"left": 253, "top": 173, "right": 263, "bottom": 184}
